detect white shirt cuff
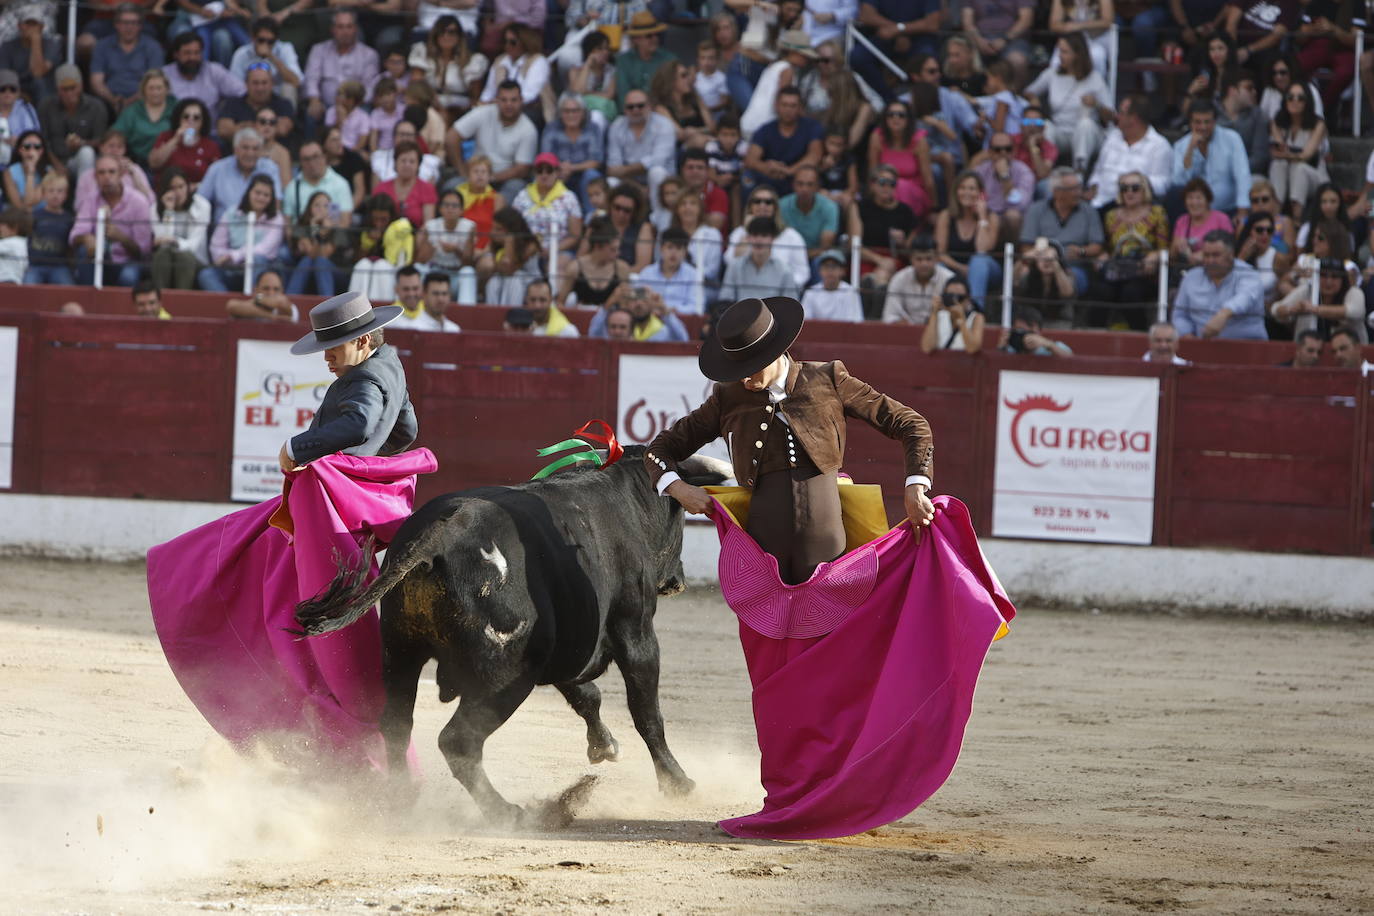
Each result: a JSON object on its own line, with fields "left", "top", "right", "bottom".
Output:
{"left": 905, "top": 475, "right": 931, "bottom": 490}
{"left": 285, "top": 439, "right": 295, "bottom": 462}
{"left": 656, "top": 471, "right": 682, "bottom": 495}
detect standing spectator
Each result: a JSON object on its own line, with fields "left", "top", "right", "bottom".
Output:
{"left": 866, "top": 99, "right": 934, "bottom": 223}
{"left": 479, "top": 23, "right": 550, "bottom": 115}
{"left": 513, "top": 152, "right": 583, "bottom": 255}
{"left": 1172, "top": 178, "right": 1235, "bottom": 268}
{"left": 112, "top": 70, "right": 174, "bottom": 166}
{"left": 1086, "top": 93, "right": 1172, "bottom": 211}
{"left": 1048, "top": 0, "right": 1116, "bottom": 75}
{"left": 408, "top": 16, "right": 486, "bottom": 114}
{"left": 150, "top": 166, "right": 210, "bottom": 290}
{"left": 635, "top": 227, "right": 703, "bottom": 315}
{"left": 1024, "top": 33, "right": 1111, "bottom": 173}
{"left": 70, "top": 154, "right": 153, "bottom": 287}
{"left": 200, "top": 173, "right": 284, "bottom": 291}
{"left": 1101, "top": 170, "right": 1169, "bottom": 328}
{"left": 283, "top": 190, "right": 350, "bottom": 296}
{"left": 415, "top": 188, "right": 475, "bottom": 274}
{"left": 0, "top": 9, "right": 61, "bottom": 104}
{"left": 196, "top": 126, "right": 282, "bottom": 220}
{"left": 884, "top": 235, "right": 953, "bottom": 325}
{"left": 148, "top": 98, "right": 218, "bottom": 185}
{"left": 1293, "top": 0, "right": 1355, "bottom": 116}
{"left": 303, "top": 10, "right": 380, "bottom": 129}
{"left": 670, "top": 191, "right": 723, "bottom": 282}
{"left": 1272, "top": 257, "right": 1368, "bottom": 343}
{"left": 569, "top": 30, "right": 618, "bottom": 122}
{"left": 720, "top": 216, "right": 802, "bottom": 302}
{"left": 972, "top": 133, "right": 1034, "bottom": 242}
{"left": 452, "top": 81, "right": 538, "bottom": 201}
{"left": 216, "top": 64, "right": 295, "bottom": 146}
{"left": 23, "top": 170, "right": 73, "bottom": 285}
{"left": 2, "top": 129, "right": 60, "bottom": 212}
{"left": 1172, "top": 229, "right": 1267, "bottom": 338}
{"left": 162, "top": 32, "right": 246, "bottom": 115}
{"left": 935, "top": 170, "right": 1002, "bottom": 311}
{"left": 541, "top": 93, "right": 604, "bottom": 212}
{"left": 1142, "top": 321, "right": 1191, "bottom": 364}
{"left": 606, "top": 88, "right": 676, "bottom": 204}
{"left": 962, "top": 0, "right": 1035, "bottom": 88}
{"left": 615, "top": 11, "right": 676, "bottom": 110}
{"left": 1019, "top": 167, "right": 1105, "bottom": 295}
{"left": 650, "top": 60, "right": 714, "bottom": 148}
{"left": 740, "top": 30, "right": 816, "bottom": 140}
{"left": 229, "top": 18, "right": 302, "bottom": 102}
{"left": 374, "top": 141, "right": 437, "bottom": 227}
{"left": 728, "top": 186, "right": 810, "bottom": 289}
{"left": 1170, "top": 99, "right": 1251, "bottom": 217}
{"left": 801, "top": 249, "right": 863, "bottom": 322}
{"left": 38, "top": 65, "right": 107, "bottom": 179}
{"left": 1268, "top": 81, "right": 1328, "bottom": 222}
{"left": 743, "top": 85, "right": 824, "bottom": 198}
{"left": 90, "top": 4, "right": 165, "bottom": 114}
{"left": 456, "top": 155, "right": 501, "bottom": 252}
{"left": 282, "top": 139, "right": 353, "bottom": 225}
{"left": 851, "top": 164, "right": 918, "bottom": 315}
{"left": 606, "top": 183, "right": 655, "bottom": 271}
{"left": 780, "top": 165, "right": 839, "bottom": 266}
{"left": 920, "top": 278, "right": 986, "bottom": 353}
{"left": 1225, "top": 0, "right": 1299, "bottom": 70}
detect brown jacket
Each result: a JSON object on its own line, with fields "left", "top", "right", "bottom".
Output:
{"left": 644, "top": 358, "right": 934, "bottom": 489}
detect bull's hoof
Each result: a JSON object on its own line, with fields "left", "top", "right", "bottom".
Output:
{"left": 587, "top": 737, "right": 620, "bottom": 764}
{"left": 660, "top": 774, "right": 696, "bottom": 798}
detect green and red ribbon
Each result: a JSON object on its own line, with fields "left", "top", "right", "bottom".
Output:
{"left": 531, "top": 420, "right": 624, "bottom": 480}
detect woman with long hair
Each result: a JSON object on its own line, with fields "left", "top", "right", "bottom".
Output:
{"left": 148, "top": 98, "right": 218, "bottom": 184}
{"left": 1048, "top": 0, "right": 1115, "bottom": 74}
{"left": 868, "top": 100, "right": 935, "bottom": 224}
{"left": 1236, "top": 210, "right": 1281, "bottom": 305}
{"left": 605, "top": 182, "right": 655, "bottom": 271}
{"left": 558, "top": 215, "right": 629, "bottom": 308}
{"left": 1276, "top": 217, "right": 1357, "bottom": 299}
{"left": 1296, "top": 182, "right": 1352, "bottom": 251}
{"left": 112, "top": 69, "right": 175, "bottom": 165}
{"left": 649, "top": 60, "right": 714, "bottom": 147}
{"left": 480, "top": 205, "right": 545, "bottom": 306}
{"left": 934, "top": 170, "right": 1001, "bottom": 311}
{"left": 151, "top": 166, "right": 211, "bottom": 290}
{"left": 799, "top": 39, "right": 875, "bottom": 151}
{"left": 287, "top": 190, "right": 352, "bottom": 296}
{"left": 2, "top": 130, "right": 63, "bottom": 211}
{"left": 1272, "top": 256, "right": 1368, "bottom": 343}
{"left": 1247, "top": 177, "right": 1297, "bottom": 265}
{"left": 670, "top": 190, "right": 723, "bottom": 282}
{"left": 1101, "top": 170, "right": 1168, "bottom": 329}
{"left": 1186, "top": 32, "right": 1239, "bottom": 102}
{"left": 1268, "top": 80, "right": 1329, "bottom": 221}
{"left": 1024, "top": 33, "right": 1111, "bottom": 172}
{"left": 1260, "top": 55, "right": 1325, "bottom": 120}
{"left": 479, "top": 23, "right": 551, "bottom": 123}
{"left": 199, "top": 174, "right": 285, "bottom": 291}
{"left": 569, "top": 30, "right": 618, "bottom": 122}
{"left": 409, "top": 15, "right": 487, "bottom": 114}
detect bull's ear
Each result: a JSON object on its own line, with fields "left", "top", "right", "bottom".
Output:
{"left": 677, "top": 454, "right": 732, "bottom": 487}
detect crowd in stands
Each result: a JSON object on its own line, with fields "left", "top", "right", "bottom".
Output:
{"left": 0, "top": 0, "right": 1372, "bottom": 353}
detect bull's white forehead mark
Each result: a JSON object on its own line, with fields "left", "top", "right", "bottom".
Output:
{"left": 480, "top": 543, "right": 507, "bottom": 586}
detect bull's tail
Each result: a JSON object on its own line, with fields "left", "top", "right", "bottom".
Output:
{"left": 294, "top": 528, "right": 433, "bottom": 637}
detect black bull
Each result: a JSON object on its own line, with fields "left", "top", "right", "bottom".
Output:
{"left": 294, "top": 446, "right": 729, "bottom": 823}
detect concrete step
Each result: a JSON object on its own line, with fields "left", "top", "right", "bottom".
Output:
{"left": 1329, "top": 136, "right": 1373, "bottom": 190}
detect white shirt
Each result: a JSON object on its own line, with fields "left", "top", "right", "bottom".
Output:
{"left": 694, "top": 69, "right": 728, "bottom": 112}
{"left": 1088, "top": 125, "right": 1173, "bottom": 208}
{"left": 371, "top": 148, "right": 443, "bottom": 185}
{"left": 393, "top": 308, "right": 461, "bottom": 333}
{"left": 800, "top": 281, "right": 863, "bottom": 322}
{"left": 740, "top": 60, "right": 793, "bottom": 140}
{"left": 454, "top": 105, "right": 538, "bottom": 175}
{"left": 1140, "top": 351, "right": 1190, "bottom": 366}
{"left": 727, "top": 224, "right": 810, "bottom": 289}
{"left": 478, "top": 53, "right": 551, "bottom": 106}
{"left": 0, "top": 234, "right": 27, "bottom": 283}
{"left": 802, "top": 0, "right": 858, "bottom": 45}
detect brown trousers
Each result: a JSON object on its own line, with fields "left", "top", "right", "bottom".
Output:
{"left": 746, "top": 465, "right": 846, "bottom": 586}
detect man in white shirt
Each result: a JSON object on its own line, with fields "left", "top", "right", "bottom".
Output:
{"left": 1086, "top": 92, "right": 1172, "bottom": 210}
{"left": 1141, "top": 320, "right": 1190, "bottom": 365}
{"left": 882, "top": 237, "right": 953, "bottom": 324}
{"left": 636, "top": 228, "right": 703, "bottom": 314}
{"left": 800, "top": 249, "right": 863, "bottom": 322}
{"left": 452, "top": 80, "right": 538, "bottom": 201}
{"left": 606, "top": 88, "right": 677, "bottom": 205}
{"left": 390, "top": 271, "right": 462, "bottom": 333}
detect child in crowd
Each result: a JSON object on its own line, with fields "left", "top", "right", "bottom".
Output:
{"left": 818, "top": 127, "right": 859, "bottom": 213}
{"left": 368, "top": 78, "right": 405, "bottom": 154}
{"left": 584, "top": 177, "right": 609, "bottom": 220}
{"left": 369, "top": 44, "right": 411, "bottom": 101}
{"left": 976, "top": 60, "right": 1027, "bottom": 139}
{"left": 694, "top": 41, "right": 729, "bottom": 115}
{"left": 0, "top": 208, "right": 31, "bottom": 283}
{"left": 706, "top": 113, "right": 747, "bottom": 225}
{"left": 652, "top": 177, "right": 684, "bottom": 233}
{"left": 327, "top": 80, "right": 370, "bottom": 150}
{"left": 24, "top": 171, "right": 73, "bottom": 285}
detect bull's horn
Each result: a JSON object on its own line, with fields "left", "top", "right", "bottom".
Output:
{"left": 677, "top": 454, "right": 733, "bottom": 480}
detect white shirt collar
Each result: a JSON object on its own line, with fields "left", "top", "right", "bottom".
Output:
{"left": 767, "top": 355, "right": 791, "bottom": 403}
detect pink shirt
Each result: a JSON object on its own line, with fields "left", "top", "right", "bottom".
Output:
{"left": 1173, "top": 209, "right": 1233, "bottom": 252}
{"left": 368, "top": 105, "right": 405, "bottom": 151}
{"left": 375, "top": 177, "right": 438, "bottom": 226}
{"left": 326, "top": 106, "right": 371, "bottom": 151}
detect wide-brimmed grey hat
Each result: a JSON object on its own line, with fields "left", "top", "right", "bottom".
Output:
{"left": 290, "top": 290, "right": 402, "bottom": 355}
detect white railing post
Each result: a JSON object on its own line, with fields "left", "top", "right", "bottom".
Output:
{"left": 1355, "top": 30, "right": 1365, "bottom": 138}
{"left": 93, "top": 206, "right": 107, "bottom": 290}
{"left": 1001, "top": 242, "right": 1014, "bottom": 327}
{"left": 1310, "top": 254, "right": 1321, "bottom": 307}
{"left": 243, "top": 210, "right": 256, "bottom": 294}
{"left": 1107, "top": 24, "right": 1120, "bottom": 106}
{"left": 849, "top": 234, "right": 860, "bottom": 288}
{"left": 547, "top": 226, "right": 558, "bottom": 287}
{"left": 1156, "top": 248, "right": 1169, "bottom": 324}
{"left": 694, "top": 242, "right": 705, "bottom": 315}
{"left": 66, "top": 0, "right": 77, "bottom": 73}
{"left": 846, "top": 24, "right": 907, "bottom": 82}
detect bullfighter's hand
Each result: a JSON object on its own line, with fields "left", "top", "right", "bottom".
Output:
{"left": 905, "top": 484, "right": 935, "bottom": 542}
{"left": 278, "top": 443, "right": 303, "bottom": 474}
{"left": 666, "top": 480, "right": 713, "bottom": 516}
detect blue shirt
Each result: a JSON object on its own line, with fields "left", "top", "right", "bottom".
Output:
{"left": 588, "top": 304, "right": 690, "bottom": 340}
{"left": 1172, "top": 261, "right": 1267, "bottom": 340}
{"left": 1170, "top": 126, "right": 1252, "bottom": 213}
{"left": 540, "top": 120, "right": 605, "bottom": 169}
{"left": 750, "top": 117, "right": 824, "bottom": 169}
{"left": 195, "top": 156, "right": 283, "bottom": 222}
{"left": 779, "top": 193, "right": 839, "bottom": 250}
{"left": 635, "top": 262, "right": 701, "bottom": 315}
{"left": 91, "top": 34, "right": 166, "bottom": 99}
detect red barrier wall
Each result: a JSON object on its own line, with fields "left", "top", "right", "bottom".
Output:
{"left": 2, "top": 311, "right": 1370, "bottom": 557}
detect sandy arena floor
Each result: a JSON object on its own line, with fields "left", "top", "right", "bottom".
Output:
{"left": 0, "top": 556, "right": 1371, "bottom": 915}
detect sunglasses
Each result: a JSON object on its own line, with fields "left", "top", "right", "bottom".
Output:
{"left": 612, "top": 203, "right": 635, "bottom": 213}
{"left": 20, "top": 142, "right": 41, "bottom": 150}
{"left": 1120, "top": 183, "right": 1143, "bottom": 192}
{"left": 505, "top": 36, "right": 519, "bottom": 45}
{"left": 942, "top": 292, "right": 969, "bottom": 304}
{"left": 0, "top": 86, "right": 17, "bottom": 93}
{"left": 183, "top": 112, "right": 202, "bottom": 120}
{"left": 874, "top": 177, "right": 896, "bottom": 187}
{"left": 752, "top": 197, "right": 776, "bottom": 205}
{"left": 991, "top": 144, "right": 1013, "bottom": 153}
{"left": 1273, "top": 67, "right": 1289, "bottom": 75}
{"left": 624, "top": 102, "right": 645, "bottom": 110}
{"left": 818, "top": 56, "right": 835, "bottom": 64}
{"left": 1287, "top": 93, "right": 1306, "bottom": 102}
{"left": 885, "top": 110, "right": 908, "bottom": 119}
{"left": 534, "top": 164, "right": 556, "bottom": 173}
{"left": 1253, "top": 225, "right": 1274, "bottom": 234}
{"left": 257, "top": 117, "right": 277, "bottom": 125}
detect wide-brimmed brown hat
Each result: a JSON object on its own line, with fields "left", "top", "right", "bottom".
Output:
{"left": 290, "top": 290, "right": 402, "bottom": 355}
{"left": 625, "top": 10, "right": 666, "bottom": 35}
{"left": 699, "top": 297, "right": 804, "bottom": 382}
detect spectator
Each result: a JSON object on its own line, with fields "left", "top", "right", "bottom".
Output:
{"left": 866, "top": 99, "right": 933, "bottom": 222}
{"left": 148, "top": 98, "right": 218, "bottom": 185}
{"left": 907, "top": 53, "right": 979, "bottom": 171}
{"left": 162, "top": 32, "right": 246, "bottom": 115}
{"left": 707, "top": 10, "right": 754, "bottom": 113}
{"left": 1278, "top": 218, "right": 1356, "bottom": 300}
{"left": 636, "top": 227, "right": 702, "bottom": 315}
{"left": 920, "top": 277, "right": 985, "bottom": 353}
{"left": 740, "top": 30, "right": 816, "bottom": 140}
{"left": 416, "top": 188, "right": 475, "bottom": 276}
{"left": 541, "top": 93, "right": 604, "bottom": 212}
{"left": 1268, "top": 81, "right": 1329, "bottom": 222}
{"left": 1024, "top": 33, "right": 1112, "bottom": 173}
{"left": 607, "top": 88, "right": 676, "bottom": 205}
{"left": 1237, "top": 211, "right": 1281, "bottom": 304}
{"left": 1247, "top": 177, "right": 1298, "bottom": 260}
{"left": 479, "top": 23, "right": 550, "bottom": 114}
{"left": 0, "top": 10, "right": 61, "bottom": 104}
{"left": 303, "top": 10, "right": 380, "bottom": 127}
{"left": 1172, "top": 177, "right": 1235, "bottom": 268}
{"left": 1259, "top": 55, "right": 1324, "bottom": 120}
{"left": 457, "top": 155, "right": 501, "bottom": 252}
{"left": 1142, "top": 320, "right": 1191, "bottom": 364}
{"left": 605, "top": 182, "right": 654, "bottom": 270}
{"left": 705, "top": 113, "right": 748, "bottom": 216}
{"left": 600, "top": 306, "right": 634, "bottom": 339}
{"left": 780, "top": 165, "right": 839, "bottom": 267}
{"left": 999, "top": 304, "right": 1074, "bottom": 355}
{"left": 800, "top": 249, "right": 863, "bottom": 322}
{"left": 325, "top": 79, "right": 369, "bottom": 150}
{"left": 0, "top": 207, "right": 29, "bottom": 282}
{"left": 453, "top": 80, "right": 538, "bottom": 202}
{"left": 1280, "top": 328, "right": 1325, "bottom": 367}
{"left": 2, "top": 129, "right": 60, "bottom": 212}
{"left": 375, "top": 140, "right": 438, "bottom": 227}
{"left": 974, "top": 57, "right": 1028, "bottom": 139}
{"left": 693, "top": 40, "right": 728, "bottom": 116}
{"left": 885, "top": 235, "right": 954, "bottom": 324}
{"left": 817, "top": 126, "right": 860, "bottom": 214}
{"left": 728, "top": 185, "right": 809, "bottom": 289}
{"left": 615, "top": 12, "right": 676, "bottom": 110}
{"left": 410, "top": 16, "right": 486, "bottom": 114}
{"left": 1330, "top": 327, "right": 1364, "bottom": 369}
{"left": 225, "top": 268, "right": 298, "bottom": 322}
{"left": 1101, "top": 170, "right": 1168, "bottom": 329}
{"left": 559, "top": 216, "right": 629, "bottom": 308}
{"left": 322, "top": 123, "right": 370, "bottom": 214}
{"left": 904, "top": 81, "right": 957, "bottom": 207}
{"left": 259, "top": 0, "right": 324, "bottom": 64}
{"left": 1295, "top": 4, "right": 1355, "bottom": 113}
{"left": 1014, "top": 238, "right": 1078, "bottom": 320}
{"left": 940, "top": 33, "right": 990, "bottom": 100}
{"left": 1011, "top": 103, "right": 1057, "bottom": 188}
{"left": 216, "top": 63, "right": 295, "bottom": 147}
{"left": 24, "top": 170, "right": 73, "bottom": 284}
{"left": 962, "top": 0, "right": 1035, "bottom": 88}
{"left": 286, "top": 190, "right": 350, "bottom": 296}
{"left": 70, "top": 154, "right": 153, "bottom": 287}
{"left": 1216, "top": 68, "right": 1270, "bottom": 176}
{"left": 1048, "top": 0, "right": 1115, "bottom": 74}
{"left": 200, "top": 173, "right": 284, "bottom": 291}
{"left": 387, "top": 264, "right": 425, "bottom": 322}
{"left": 229, "top": 17, "right": 303, "bottom": 101}
{"left": 131, "top": 280, "right": 171, "bottom": 319}
{"left": 1296, "top": 183, "right": 1352, "bottom": 254}
{"left": 0, "top": 71, "right": 35, "bottom": 169}
{"left": 403, "top": 82, "right": 448, "bottom": 152}
{"left": 90, "top": 4, "right": 165, "bottom": 113}
{"left": 196, "top": 126, "right": 281, "bottom": 221}
{"left": 678, "top": 148, "right": 729, "bottom": 232}
{"left": 569, "top": 29, "right": 618, "bottom": 122}
{"left": 179, "top": 0, "right": 254, "bottom": 69}
{"left": 111, "top": 71, "right": 174, "bottom": 166}
{"left": 649, "top": 59, "right": 713, "bottom": 149}
{"left": 58, "top": 302, "right": 85, "bottom": 315}
{"left": 370, "top": 44, "right": 414, "bottom": 105}
{"left": 371, "top": 119, "right": 442, "bottom": 186}
{"left": 669, "top": 191, "right": 723, "bottom": 283}
{"left": 39, "top": 64, "right": 107, "bottom": 179}
{"left": 524, "top": 278, "right": 580, "bottom": 337}
{"left": 849, "top": 0, "right": 940, "bottom": 99}
{"left": 1185, "top": 31, "right": 1238, "bottom": 104}
{"left": 150, "top": 166, "right": 210, "bottom": 290}
{"left": 935, "top": 170, "right": 1003, "bottom": 311}
{"left": 720, "top": 216, "right": 801, "bottom": 302}
{"left": 972, "top": 133, "right": 1034, "bottom": 242}
{"left": 1020, "top": 167, "right": 1104, "bottom": 295}
{"left": 394, "top": 270, "right": 462, "bottom": 332}
{"left": 348, "top": 193, "right": 413, "bottom": 302}
{"left": 851, "top": 163, "right": 918, "bottom": 315}
{"left": 1086, "top": 93, "right": 1172, "bottom": 211}
{"left": 73, "top": 131, "right": 155, "bottom": 215}
{"left": 1172, "top": 229, "right": 1267, "bottom": 338}
{"left": 600, "top": 281, "right": 690, "bottom": 340}
{"left": 1225, "top": 0, "right": 1298, "bottom": 70}
{"left": 513, "top": 151, "right": 583, "bottom": 256}
{"left": 282, "top": 140, "right": 352, "bottom": 226}
{"left": 1272, "top": 257, "right": 1368, "bottom": 343}
{"left": 480, "top": 206, "right": 545, "bottom": 306}
{"left": 1170, "top": 99, "right": 1251, "bottom": 219}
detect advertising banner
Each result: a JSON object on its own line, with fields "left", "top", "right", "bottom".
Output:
{"left": 993, "top": 371, "right": 1160, "bottom": 544}
{"left": 616, "top": 354, "right": 729, "bottom": 465}
{"left": 0, "top": 326, "right": 15, "bottom": 489}
{"left": 231, "top": 339, "right": 330, "bottom": 502}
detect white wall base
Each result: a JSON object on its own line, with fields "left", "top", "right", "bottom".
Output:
{"left": 1, "top": 494, "right": 1368, "bottom": 620}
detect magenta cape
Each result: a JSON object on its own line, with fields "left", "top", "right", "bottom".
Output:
{"left": 147, "top": 450, "right": 437, "bottom": 769}
{"left": 713, "top": 495, "right": 1014, "bottom": 840}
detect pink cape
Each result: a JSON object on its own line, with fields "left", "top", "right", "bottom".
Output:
{"left": 147, "top": 450, "right": 437, "bottom": 770}
{"left": 714, "top": 495, "right": 1014, "bottom": 840}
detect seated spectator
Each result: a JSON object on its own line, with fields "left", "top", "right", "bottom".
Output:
{"left": 998, "top": 305, "right": 1074, "bottom": 356}
{"left": 1172, "top": 229, "right": 1267, "bottom": 339}
{"left": 1086, "top": 93, "right": 1172, "bottom": 212}
{"left": 283, "top": 140, "right": 353, "bottom": 226}
{"left": 1143, "top": 321, "right": 1191, "bottom": 365}
{"left": 480, "top": 23, "right": 550, "bottom": 117}
{"left": 225, "top": 268, "right": 298, "bottom": 322}
{"left": 456, "top": 155, "right": 501, "bottom": 252}
{"left": 348, "top": 194, "right": 414, "bottom": 302}
{"left": 1259, "top": 55, "right": 1324, "bottom": 121}
{"left": 720, "top": 216, "right": 801, "bottom": 302}
{"left": 1295, "top": 183, "right": 1351, "bottom": 250}
{"left": 740, "top": 30, "right": 816, "bottom": 141}
{"left": 525, "top": 278, "right": 580, "bottom": 337}
{"left": 1280, "top": 329, "right": 1324, "bottom": 367}
{"left": 148, "top": 98, "right": 218, "bottom": 185}
{"left": 615, "top": 12, "right": 676, "bottom": 109}
{"left": 0, "top": 69, "right": 37, "bottom": 166}
{"left": 636, "top": 227, "right": 703, "bottom": 315}
{"left": 326, "top": 79, "right": 369, "bottom": 150}
{"left": 195, "top": 126, "right": 281, "bottom": 221}
{"left": 1172, "top": 178, "right": 1234, "bottom": 269}
{"left": 322, "top": 123, "right": 370, "bottom": 214}
{"left": 200, "top": 174, "right": 284, "bottom": 292}
{"left": 302, "top": 11, "right": 381, "bottom": 129}
{"left": 1011, "top": 103, "right": 1057, "bottom": 190}
{"left": 668, "top": 191, "right": 723, "bottom": 283}
{"left": 404, "top": 82, "right": 448, "bottom": 153}
{"left": 286, "top": 190, "right": 351, "bottom": 297}
{"left": 972, "top": 133, "right": 1033, "bottom": 243}
{"left": 453, "top": 80, "right": 538, "bottom": 202}
{"left": 1024, "top": 33, "right": 1111, "bottom": 173}
{"left": 934, "top": 171, "right": 1001, "bottom": 312}
{"left": 1217, "top": 68, "right": 1270, "bottom": 177}
{"left": 1247, "top": 177, "right": 1297, "bottom": 262}
{"left": 559, "top": 216, "right": 629, "bottom": 308}
{"left": 885, "top": 235, "right": 954, "bottom": 325}
{"left": 481, "top": 206, "right": 545, "bottom": 306}
{"left": 598, "top": 283, "right": 690, "bottom": 341}
{"left": 728, "top": 186, "right": 809, "bottom": 290}
{"left": 151, "top": 166, "right": 211, "bottom": 290}
{"left": 961, "top": 0, "right": 1034, "bottom": 88}
{"left": 1268, "top": 81, "right": 1328, "bottom": 221}
{"left": 131, "top": 280, "right": 171, "bottom": 319}
{"left": 599, "top": 306, "right": 635, "bottom": 339}
{"left": 584, "top": 176, "right": 609, "bottom": 220}
{"left": 371, "top": 119, "right": 442, "bottom": 186}
{"left": 1170, "top": 99, "right": 1250, "bottom": 219}
{"left": 607, "top": 88, "right": 676, "bottom": 206}
{"left": 800, "top": 40, "right": 875, "bottom": 153}
{"left": 216, "top": 63, "right": 295, "bottom": 147}
{"left": 866, "top": 100, "right": 933, "bottom": 223}
{"left": 920, "top": 277, "right": 985, "bottom": 354}
{"left": 365, "top": 78, "right": 404, "bottom": 154}
{"left": 409, "top": 16, "right": 486, "bottom": 114}
{"left": 1015, "top": 238, "right": 1078, "bottom": 321}
{"left": 254, "top": 109, "right": 293, "bottom": 188}
{"left": 416, "top": 189, "right": 476, "bottom": 276}
{"left": 1100, "top": 170, "right": 1168, "bottom": 330}
{"left": 393, "top": 270, "right": 462, "bottom": 332}
{"left": 744, "top": 86, "right": 824, "bottom": 200}
{"left": 39, "top": 64, "right": 107, "bottom": 179}
{"left": 90, "top": 4, "right": 164, "bottom": 113}
{"left": 374, "top": 141, "right": 438, "bottom": 227}
{"left": 163, "top": 32, "right": 246, "bottom": 115}
{"left": 650, "top": 178, "right": 684, "bottom": 236}
{"left": 800, "top": 249, "right": 862, "bottom": 322}
{"left": 817, "top": 127, "right": 859, "bottom": 214}
{"left": 1019, "top": 167, "right": 1104, "bottom": 296}
{"left": 650, "top": 59, "right": 713, "bottom": 148}
{"left": 693, "top": 40, "right": 728, "bottom": 116}
{"left": 0, "top": 208, "right": 30, "bottom": 282}
{"left": 851, "top": 164, "right": 919, "bottom": 316}
{"left": 0, "top": 12, "right": 63, "bottom": 104}
{"left": 513, "top": 152, "right": 583, "bottom": 256}
{"left": 388, "top": 264, "right": 425, "bottom": 323}
{"left": 70, "top": 154, "right": 153, "bottom": 287}
{"left": 229, "top": 17, "right": 303, "bottom": 102}
{"left": 542, "top": 93, "right": 605, "bottom": 212}
{"left": 73, "top": 131, "right": 155, "bottom": 216}
{"left": 1330, "top": 328, "right": 1364, "bottom": 369}
{"left": 3, "top": 129, "right": 62, "bottom": 212}
{"left": 24, "top": 171, "right": 74, "bottom": 285}
{"left": 111, "top": 71, "right": 174, "bottom": 167}
{"left": 569, "top": 29, "right": 618, "bottom": 123}
{"left": 706, "top": 113, "right": 747, "bottom": 209}
{"left": 1272, "top": 257, "right": 1368, "bottom": 344}
{"left": 678, "top": 148, "right": 729, "bottom": 232}
{"left": 780, "top": 165, "right": 839, "bottom": 267}
{"left": 1278, "top": 218, "right": 1358, "bottom": 300}
{"left": 1237, "top": 211, "right": 1281, "bottom": 305}
{"left": 606, "top": 183, "right": 655, "bottom": 272}
{"left": 368, "top": 44, "right": 412, "bottom": 103}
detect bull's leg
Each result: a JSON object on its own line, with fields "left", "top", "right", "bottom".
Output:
{"left": 437, "top": 675, "right": 535, "bottom": 824}
{"left": 377, "top": 634, "right": 428, "bottom": 785}
{"left": 556, "top": 681, "right": 620, "bottom": 764}
{"left": 610, "top": 617, "right": 695, "bottom": 797}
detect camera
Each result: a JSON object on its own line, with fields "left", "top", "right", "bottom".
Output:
{"left": 1007, "top": 328, "right": 1027, "bottom": 353}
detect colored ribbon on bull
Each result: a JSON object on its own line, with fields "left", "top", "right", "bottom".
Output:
{"left": 531, "top": 421, "right": 624, "bottom": 480}
{"left": 571, "top": 419, "right": 624, "bottom": 466}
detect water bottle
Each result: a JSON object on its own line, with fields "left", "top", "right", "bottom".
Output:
{"left": 455, "top": 265, "right": 477, "bottom": 304}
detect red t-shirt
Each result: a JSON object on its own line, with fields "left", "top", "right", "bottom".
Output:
{"left": 153, "top": 130, "right": 221, "bottom": 185}
{"left": 375, "top": 178, "right": 438, "bottom": 227}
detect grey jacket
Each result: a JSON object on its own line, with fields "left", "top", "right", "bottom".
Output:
{"left": 289, "top": 344, "right": 417, "bottom": 464}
